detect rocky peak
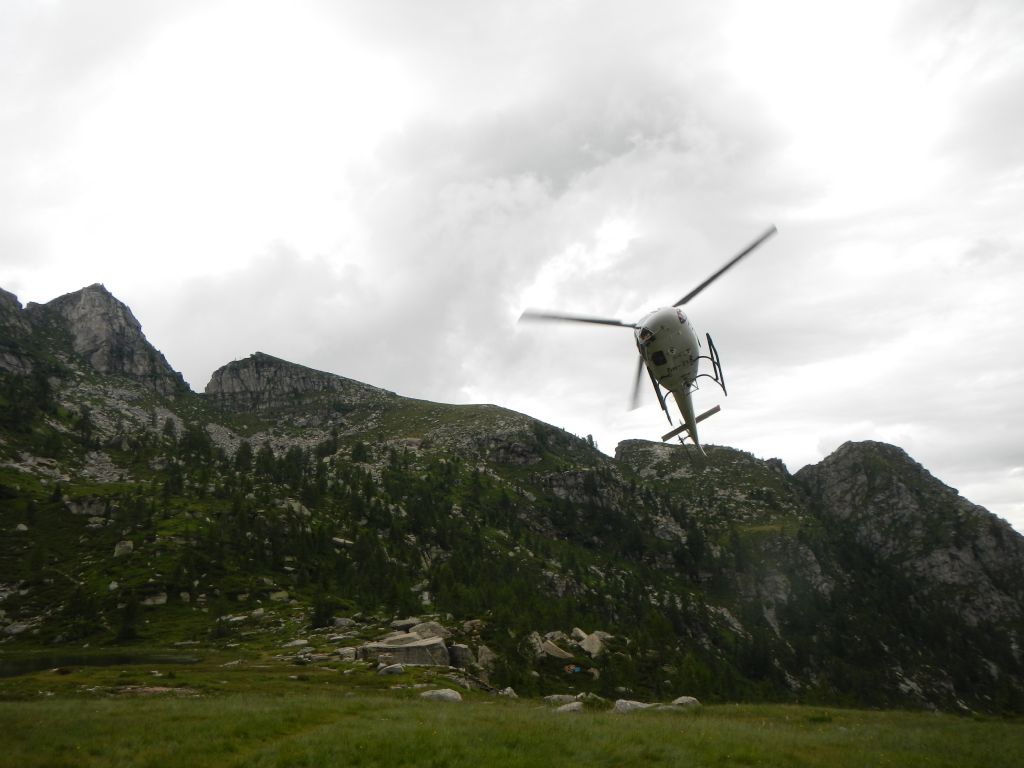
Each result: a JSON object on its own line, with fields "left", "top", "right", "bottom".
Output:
{"left": 26, "top": 284, "right": 188, "bottom": 395}
{"left": 204, "top": 351, "right": 392, "bottom": 413}
{"left": 797, "top": 440, "right": 1024, "bottom": 626}
{"left": 0, "top": 288, "right": 34, "bottom": 374}
{"left": 0, "top": 288, "right": 29, "bottom": 334}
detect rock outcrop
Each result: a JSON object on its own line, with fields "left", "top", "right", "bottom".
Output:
{"left": 358, "top": 631, "right": 450, "bottom": 666}
{"left": 797, "top": 441, "right": 1024, "bottom": 627}
{"left": 204, "top": 351, "right": 392, "bottom": 413}
{"left": 25, "top": 284, "right": 187, "bottom": 395}
{"left": 0, "top": 289, "right": 37, "bottom": 373}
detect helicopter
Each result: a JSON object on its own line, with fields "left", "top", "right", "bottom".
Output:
{"left": 519, "top": 225, "right": 778, "bottom": 457}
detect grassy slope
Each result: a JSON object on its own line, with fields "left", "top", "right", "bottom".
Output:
{"left": 1, "top": 661, "right": 1022, "bottom": 768}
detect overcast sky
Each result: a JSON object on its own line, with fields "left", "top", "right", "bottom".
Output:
{"left": 3, "top": 0, "right": 1022, "bottom": 530}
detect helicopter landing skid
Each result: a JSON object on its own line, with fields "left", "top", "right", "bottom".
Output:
{"left": 661, "top": 404, "right": 721, "bottom": 442}
{"left": 695, "top": 332, "right": 727, "bottom": 396}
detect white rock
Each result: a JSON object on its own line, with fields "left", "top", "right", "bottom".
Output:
{"left": 556, "top": 701, "right": 584, "bottom": 713}
{"left": 614, "top": 699, "right": 653, "bottom": 714}
{"left": 282, "top": 638, "right": 309, "bottom": 648}
{"left": 420, "top": 688, "right": 462, "bottom": 702}
{"left": 540, "top": 640, "right": 574, "bottom": 660}
{"left": 108, "top": 581, "right": 119, "bottom": 591}
{"left": 544, "top": 694, "right": 577, "bottom": 705}
{"left": 671, "top": 695, "right": 702, "bottom": 710}
{"left": 580, "top": 633, "right": 604, "bottom": 657}
{"left": 14, "top": 523, "right": 28, "bottom": 532}
{"left": 411, "top": 620, "right": 450, "bottom": 639}
{"left": 378, "top": 663, "right": 405, "bottom": 675}
{"left": 390, "top": 617, "right": 421, "bottom": 631}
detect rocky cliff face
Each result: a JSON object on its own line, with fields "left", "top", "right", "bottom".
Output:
{"left": 797, "top": 441, "right": 1024, "bottom": 628}
{"left": 0, "top": 288, "right": 34, "bottom": 374}
{"left": 204, "top": 351, "right": 394, "bottom": 413}
{"left": 23, "top": 284, "right": 187, "bottom": 395}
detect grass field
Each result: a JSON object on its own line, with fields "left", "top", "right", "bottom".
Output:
{"left": 1, "top": 656, "right": 1022, "bottom": 767}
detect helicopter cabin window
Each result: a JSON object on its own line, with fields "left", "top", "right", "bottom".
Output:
{"left": 652, "top": 350, "right": 668, "bottom": 366}
{"left": 676, "top": 309, "right": 687, "bottom": 324}
{"left": 637, "top": 327, "right": 655, "bottom": 345}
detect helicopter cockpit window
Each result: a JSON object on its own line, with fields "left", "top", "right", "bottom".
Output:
{"left": 637, "top": 327, "right": 655, "bottom": 346}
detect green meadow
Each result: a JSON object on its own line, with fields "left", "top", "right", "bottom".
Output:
{"left": 1, "top": 655, "right": 1022, "bottom": 767}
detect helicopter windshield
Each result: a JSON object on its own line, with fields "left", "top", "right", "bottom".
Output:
{"left": 636, "top": 326, "right": 655, "bottom": 347}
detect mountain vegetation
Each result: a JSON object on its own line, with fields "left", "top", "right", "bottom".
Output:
{"left": 1, "top": 284, "right": 1022, "bottom": 714}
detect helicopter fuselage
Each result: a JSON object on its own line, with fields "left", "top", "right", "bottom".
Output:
{"left": 635, "top": 306, "right": 701, "bottom": 393}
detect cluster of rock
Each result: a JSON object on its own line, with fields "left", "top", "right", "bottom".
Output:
{"left": 527, "top": 628, "right": 611, "bottom": 659}
{"left": 357, "top": 619, "right": 452, "bottom": 667}
{"left": 543, "top": 692, "right": 701, "bottom": 714}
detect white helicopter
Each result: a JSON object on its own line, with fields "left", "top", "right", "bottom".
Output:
{"left": 520, "top": 225, "right": 777, "bottom": 456}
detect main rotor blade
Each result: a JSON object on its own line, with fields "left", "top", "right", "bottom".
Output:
{"left": 629, "top": 355, "right": 645, "bottom": 410}
{"left": 672, "top": 225, "right": 778, "bottom": 307}
{"left": 519, "top": 309, "right": 636, "bottom": 328}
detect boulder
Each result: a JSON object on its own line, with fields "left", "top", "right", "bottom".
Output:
{"left": 141, "top": 592, "right": 167, "bottom": 606}
{"left": 378, "top": 663, "right": 405, "bottom": 675}
{"left": 614, "top": 699, "right": 653, "bottom": 714}
{"left": 390, "top": 617, "right": 421, "bottom": 631}
{"left": 544, "top": 694, "right": 577, "bottom": 705}
{"left": 420, "top": 688, "right": 462, "bottom": 702}
{"left": 448, "top": 643, "right": 476, "bottom": 669}
{"left": 379, "top": 631, "right": 425, "bottom": 646}
{"left": 579, "top": 633, "right": 605, "bottom": 657}
{"left": 411, "top": 620, "right": 450, "bottom": 639}
{"left": 671, "top": 695, "right": 701, "bottom": 710}
{"left": 359, "top": 635, "right": 449, "bottom": 666}
{"left": 556, "top": 701, "right": 584, "bottom": 713}
{"left": 540, "top": 640, "right": 574, "bottom": 660}
{"left": 336, "top": 647, "right": 357, "bottom": 662}
{"left": 113, "top": 540, "right": 133, "bottom": 558}
{"left": 526, "top": 631, "right": 545, "bottom": 656}
{"left": 476, "top": 644, "right": 497, "bottom": 673}
{"left": 282, "top": 638, "right": 309, "bottom": 648}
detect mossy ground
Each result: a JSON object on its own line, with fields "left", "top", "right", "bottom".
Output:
{"left": 1, "top": 656, "right": 1022, "bottom": 767}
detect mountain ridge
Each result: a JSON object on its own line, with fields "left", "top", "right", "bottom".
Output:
{"left": 1, "top": 283, "right": 1022, "bottom": 713}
